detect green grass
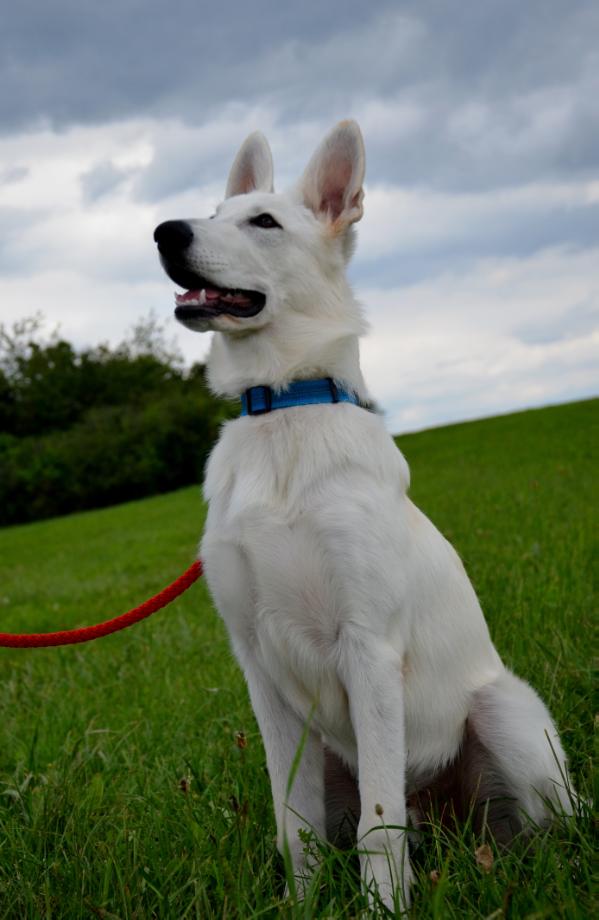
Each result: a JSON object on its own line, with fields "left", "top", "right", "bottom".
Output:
{"left": 0, "top": 399, "right": 596, "bottom": 919}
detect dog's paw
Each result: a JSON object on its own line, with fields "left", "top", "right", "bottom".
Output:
{"left": 283, "top": 870, "right": 313, "bottom": 905}
{"left": 362, "top": 850, "right": 413, "bottom": 915}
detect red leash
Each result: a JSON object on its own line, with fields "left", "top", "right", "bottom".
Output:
{"left": 0, "top": 560, "right": 203, "bottom": 648}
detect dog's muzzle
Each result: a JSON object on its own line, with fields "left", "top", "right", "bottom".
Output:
{"left": 154, "top": 220, "right": 267, "bottom": 320}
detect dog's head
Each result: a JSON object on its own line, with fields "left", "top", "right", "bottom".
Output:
{"left": 154, "top": 121, "right": 367, "bottom": 393}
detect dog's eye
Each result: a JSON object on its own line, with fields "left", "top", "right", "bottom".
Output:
{"left": 249, "top": 213, "right": 282, "bottom": 229}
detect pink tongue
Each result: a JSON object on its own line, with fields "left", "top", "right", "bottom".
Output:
{"left": 176, "top": 286, "right": 252, "bottom": 307}
{"left": 178, "top": 289, "right": 200, "bottom": 303}
{"left": 179, "top": 288, "right": 220, "bottom": 302}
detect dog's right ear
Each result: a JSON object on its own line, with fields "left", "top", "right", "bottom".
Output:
{"left": 226, "top": 132, "right": 274, "bottom": 198}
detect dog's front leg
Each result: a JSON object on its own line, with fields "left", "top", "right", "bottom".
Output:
{"left": 240, "top": 653, "right": 326, "bottom": 888}
{"left": 202, "top": 539, "right": 325, "bottom": 884}
{"left": 338, "top": 630, "right": 412, "bottom": 913}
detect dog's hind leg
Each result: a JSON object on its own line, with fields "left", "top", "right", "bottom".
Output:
{"left": 466, "top": 669, "right": 575, "bottom": 841}
{"left": 324, "top": 747, "right": 360, "bottom": 848}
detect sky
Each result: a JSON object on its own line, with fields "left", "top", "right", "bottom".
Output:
{"left": 1, "top": 0, "right": 597, "bottom": 433}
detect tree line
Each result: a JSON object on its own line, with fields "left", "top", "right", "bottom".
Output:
{"left": 0, "top": 314, "right": 233, "bottom": 526}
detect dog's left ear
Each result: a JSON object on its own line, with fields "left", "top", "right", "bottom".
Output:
{"left": 226, "top": 131, "right": 274, "bottom": 198}
{"left": 300, "top": 120, "right": 365, "bottom": 230}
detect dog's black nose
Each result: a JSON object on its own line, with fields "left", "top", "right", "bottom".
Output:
{"left": 153, "top": 220, "right": 194, "bottom": 255}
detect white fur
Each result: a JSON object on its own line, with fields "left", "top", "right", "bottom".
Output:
{"left": 160, "top": 121, "right": 574, "bottom": 911}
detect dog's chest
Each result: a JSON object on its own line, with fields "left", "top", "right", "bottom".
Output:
{"left": 201, "top": 407, "right": 408, "bottom": 738}
{"left": 204, "top": 406, "right": 408, "bottom": 528}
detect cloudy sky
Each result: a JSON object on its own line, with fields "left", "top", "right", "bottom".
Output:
{"left": 1, "top": 0, "right": 597, "bottom": 432}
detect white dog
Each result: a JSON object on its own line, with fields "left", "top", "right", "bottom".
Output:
{"left": 154, "top": 121, "right": 574, "bottom": 912}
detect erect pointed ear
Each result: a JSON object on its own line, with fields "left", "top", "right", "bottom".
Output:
{"left": 300, "top": 120, "right": 365, "bottom": 230}
{"left": 225, "top": 131, "right": 274, "bottom": 198}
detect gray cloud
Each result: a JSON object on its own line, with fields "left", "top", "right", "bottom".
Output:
{"left": 80, "top": 160, "right": 130, "bottom": 201}
{"left": 353, "top": 199, "right": 599, "bottom": 287}
{"left": 0, "top": 206, "right": 51, "bottom": 274}
{"left": 513, "top": 299, "right": 599, "bottom": 346}
{"left": 0, "top": 165, "right": 29, "bottom": 184}
{"left": 0, "top": 0, "right": 371, "bottom": 131}
{"left": 2, "top": 1, "right": 598, "bottom": 197}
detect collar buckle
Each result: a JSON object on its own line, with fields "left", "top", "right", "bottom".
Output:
{"left": 245, "top": 385, "right": 273, "bottom": 415}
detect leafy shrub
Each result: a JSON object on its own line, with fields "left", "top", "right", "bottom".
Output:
{"left": 0, "top": 393, "right": 233, "bottom": 525}
{"left": 0, "top": 315, "right": 235, "bottom": 525}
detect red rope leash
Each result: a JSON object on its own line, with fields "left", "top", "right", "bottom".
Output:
{"left": 0, "top": 560, "right": 203, "bottom": 648}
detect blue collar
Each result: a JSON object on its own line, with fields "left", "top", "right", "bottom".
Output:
{"left": 240, "top": 378, "right": 362, "bottom": 416}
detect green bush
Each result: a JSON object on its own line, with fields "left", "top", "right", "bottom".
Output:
{"left": 0, "top": 314, "right": 235, "bottom": 525}
{"left": 0, "top": 392, "right": 233, "bottom": 525}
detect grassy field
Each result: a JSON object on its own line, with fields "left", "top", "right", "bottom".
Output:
{"left": 0, "top": 399, "right": 595, "bottom": 919}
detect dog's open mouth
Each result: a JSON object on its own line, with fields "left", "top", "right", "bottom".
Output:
{"left": 168, "top": 266, "right": 266, "bottom": 319}
{"left": 175, "top": 284, "right": 266, "bottom": 319}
